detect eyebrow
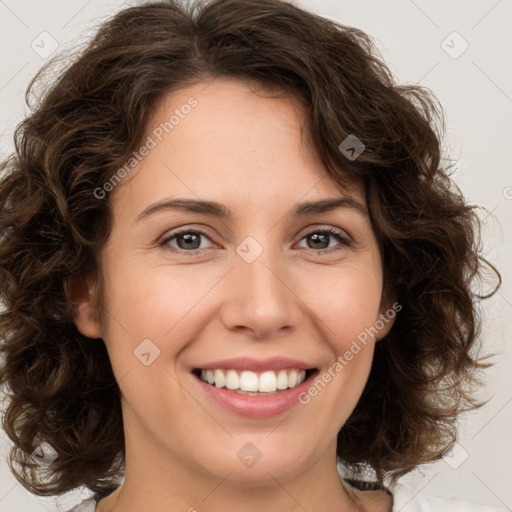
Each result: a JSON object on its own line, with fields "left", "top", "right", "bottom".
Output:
{"left": 135, "top": 196, "right": 368, "bottom": 222}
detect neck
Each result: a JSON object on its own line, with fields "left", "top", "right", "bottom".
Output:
{"left": 97, "top": 417, "right": 364, "bottom": 512}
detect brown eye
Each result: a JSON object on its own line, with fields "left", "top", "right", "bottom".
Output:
{"left": 297, "top": 228, "right": 350, "bottom": 252}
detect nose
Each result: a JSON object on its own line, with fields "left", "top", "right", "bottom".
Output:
{"left": 219, "top": 245, "right": 303, "bottom": 340}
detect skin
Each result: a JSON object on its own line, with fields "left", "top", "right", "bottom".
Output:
{"left": 70, "top": 77, "right": 395, "bottom": 512}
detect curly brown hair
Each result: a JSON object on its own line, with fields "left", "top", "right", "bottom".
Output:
{"left": 0, "top": 0, "right": 501, "bottom": 498}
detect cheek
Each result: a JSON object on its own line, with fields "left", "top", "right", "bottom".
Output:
{"left": 98, "top": 262, "right": 226, "bottom": 397}
{"left": 300, "top": 263, "right": 383, "bottom": 348}
{"left": 98, "top": 266, "right": 196, "bottom": 412}
{"left": 102, "top": 261, "right": 210, "bottom": 339}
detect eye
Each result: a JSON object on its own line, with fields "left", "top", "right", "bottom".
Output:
{"left": 160, "top": 228, "right": 215, "bottom": 255}
{"left": 160, "top": 226, "right": 351, "bottom": 256}
{"left": 296, "top": 227, "right": 351, "bottom": 252}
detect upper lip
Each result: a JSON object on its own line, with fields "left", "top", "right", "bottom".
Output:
{"left": 192, "top": 357, "right": 316, "bottom": 372}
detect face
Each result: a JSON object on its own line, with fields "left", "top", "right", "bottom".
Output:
{"left": 72, "top": 77, "right": 395, "bottom": 489}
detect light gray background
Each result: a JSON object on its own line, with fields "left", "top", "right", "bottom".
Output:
{"left": 0, "top": 0, "right": 511, "bottom": 510}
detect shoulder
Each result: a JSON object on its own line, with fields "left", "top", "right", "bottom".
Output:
{"left": 387, "top": 481, "right": 510, "bottom": 512}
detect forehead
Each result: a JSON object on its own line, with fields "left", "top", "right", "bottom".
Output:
{"left": 112, "top": 77, "right": 364, "bottom": 214}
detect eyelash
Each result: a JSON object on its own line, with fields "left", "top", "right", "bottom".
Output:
{"left": 159, "top": 226, "right": 351, "bottom": 256}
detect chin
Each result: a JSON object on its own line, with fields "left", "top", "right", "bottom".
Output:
{"left": 195, "top": 443, "right": 314, "bottom": 486}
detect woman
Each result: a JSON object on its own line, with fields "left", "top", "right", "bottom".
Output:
{"left": 0, "top": 1, "right": 504, "bottom": 511}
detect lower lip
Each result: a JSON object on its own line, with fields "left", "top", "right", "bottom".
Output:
{"left": 193, "top": 372, "right": 316, "bottom": 419}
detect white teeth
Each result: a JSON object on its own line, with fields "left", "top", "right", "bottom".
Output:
{"left": 213, "top": 369, "right": 225, "bottom": 388}
{"left": 259, "top": 371, "right": 277, "bottom": 392}
{"left": 240, "top": 370, "right": 259, "bottom": 392}
{"left": 199, "top": 368, "right": 308, "bottom": 392}
{"left": 225, "top": 370, "right": 240, "bottom": 390}
{"left": 276, "top": 369, "right": 289, "bottom": 389}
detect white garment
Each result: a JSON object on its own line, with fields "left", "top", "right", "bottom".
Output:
{"left": 65, "top": 497, "right": 96, "bottom": 512}
{"left": 63, "top": 480, "right": 510, "bottom": 512}
{"left": 385, "top": 480, "right": 509, "bottom": 511}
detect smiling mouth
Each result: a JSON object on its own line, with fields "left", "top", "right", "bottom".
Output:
{"left": 192, "top": 368, "right": 317, "bottom": 395}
